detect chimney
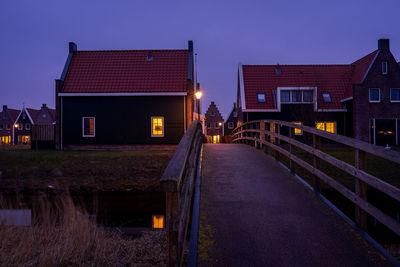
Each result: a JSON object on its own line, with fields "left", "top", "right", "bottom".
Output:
{"left": 69, "top": 42, "right": 77, "bottom": 53}
{"left": 41, "top": 104, "right": 47, "bottom": 109}
{"left": 2, "top": 105, "right": 7, "bottom": 111}
{"left": 378, "top": 39, "right": 389, "bottom": 51}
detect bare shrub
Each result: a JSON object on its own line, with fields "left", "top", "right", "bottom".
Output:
{"left": 0, "top": 194, "right": 166, "bottom": 266}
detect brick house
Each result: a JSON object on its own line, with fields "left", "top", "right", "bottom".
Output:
{"left": 0, "top": 105, "right": 20, "bottom": 144}
{"left": 14, "top": 104, "right": 55, "bottom": 144}
{"left": 204, "top": 101, "right": 224, "bottom": 143}
{"left": 237, "top": 39, "right": 400, "bottom": 146}
{"left": 55, "top": 41, "right": 195, "bottom": 149}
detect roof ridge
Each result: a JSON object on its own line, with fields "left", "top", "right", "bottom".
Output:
{"left": 243, "top": 64, "right": 352, "bottom": 67}
{"left": 76, "top": 49, "right": 188, "bottom": 53}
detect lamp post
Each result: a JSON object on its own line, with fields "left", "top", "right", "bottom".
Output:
{"left": 13, "top": 123, "right": 19, "bottom": 145}
{"left": 195, "top": 90, "right": 202, "bottom": 121}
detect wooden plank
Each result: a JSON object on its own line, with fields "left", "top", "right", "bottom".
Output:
{"left": 263, "top": 130, "right": 400, "bottom": 202}
{"left": 161, "top": 121, "right": 200, "bottom": 192}
{"left": 166, "top": 191, "right": 179, "bottom": 267}
{"left": 313, "top": 134, "right": 321, "bottom": 191}
{"left": 289, "top": 128, "right": 295, "bottom": 173}
{"left": 355, "top": 149, "right": 367, "bottom": 230}
{"left": 272, "top": 120, "right": 400, "bottom": 165}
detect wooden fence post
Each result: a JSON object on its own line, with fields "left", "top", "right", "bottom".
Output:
{"left": 166, "top": 191, "right": 179, "bottom": 266}
{"left": 289, "top": 127, "right": 295, "bottom": 173}
{"left": 312, "top": 134, "right": 321, "bottom": 191}
{"left": 355, "top": 149, "right": 367, "bottom": 230}
{"left": 274, "top": 124, "right": 280, "bottom": 161}
{"left": 260, "top": 121, "right": 265, "bottom": 152}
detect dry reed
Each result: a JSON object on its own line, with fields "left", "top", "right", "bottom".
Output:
{"left": 0, "top": 194, "right": 166, "bottom": 266}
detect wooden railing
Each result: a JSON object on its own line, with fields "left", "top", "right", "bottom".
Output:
{"left": 232, "top": 120, "right": 400, "bottom": 236}
{"left": 161, "top": 120, "right": 203, "bottom": 267}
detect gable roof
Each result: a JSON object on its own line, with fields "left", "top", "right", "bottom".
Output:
{"left": 205, "top": 101, "right": 224, "bottom": 121}
{"left": 241, "top": 65, "right": 353, "bottom": 110}
{"left": 62, "top": 50, "right": 189, "bottom": 93}
{"left": 26, "top": 108, "right": 40, "bottom": 123}
{"left": 0, "top": 108, "right": 20, "bottom": 122}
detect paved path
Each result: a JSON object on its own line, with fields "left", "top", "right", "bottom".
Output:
{"left": 198, "top": 144, "right": 390, "bottom": 267}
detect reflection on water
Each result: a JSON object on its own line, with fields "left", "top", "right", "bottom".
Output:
{"left": 0, "top": 209, "right": 31, "bottom": 226}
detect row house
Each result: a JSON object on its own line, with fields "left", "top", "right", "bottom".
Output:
{"left": 237, "top": 39, "right": 400, "bottom": 146}
{"left": 204, "top": 101, "right": 224, "bottom": 143}
{"left": 55, "top": 41, "right": 195, "bottom": 149}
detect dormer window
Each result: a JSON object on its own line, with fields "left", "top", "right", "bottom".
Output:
{"left": 369, "top": 88, "right": 380, "bottom": 103}
{"left": 382, "top": 62, "right": 387, "bottom": 74}
{"left": 322, "top": 93, "right": 332, "bottom": 103}
{"left": 257, "top": 93, "right": 266, "bottom": 103}
{"left": 146, "top": 55, "right": 153, "bottom": 61}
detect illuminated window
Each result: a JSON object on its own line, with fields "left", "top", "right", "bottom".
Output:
{"left": 152, "top": 215, "right": 164, "bottom": 229}
{"left": 293, "top": 122, "right": 302, "bottom": 135}
{"left": 1, "top": 136, "right": 11, "bottom": 144}
{"left": 369, "top": 88, "right": 380, "bottom": 102}
{"left": 25, "top": 124, "right": 31, "bottom": 130}
{"left": 382, "top": 62, "right": 387, "bottom": 74}
{"left": 151, "top": 117, "right": 164, "bottom": 137}
{"left": 257, "top": 93, "right": 266, "bottom": 103}
{"left": 316, "top": 122, "right": 336, "bottom": 134}
{"left": 390, "top": 89, "right": 400, "bottom": 102}
{"left": 322, "top": 93, "right": 332, "bottom": 103}
{"left": 82, "top": 117, "right": 95, "bottom": 137}
{"left": 22, "top": 136, "right": 30, "bottom": 144}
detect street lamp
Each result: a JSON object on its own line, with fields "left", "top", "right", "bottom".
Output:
{"left": 195, "top": 90, "right": 202, "bottom": 120}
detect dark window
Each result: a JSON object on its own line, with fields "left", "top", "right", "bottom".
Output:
{"left": 207, "top": 122, "right": 211, "bottom": 129}
{"left": 303, "top": 91, "right": 313, "bottom": 102}
{"left": 281, "top": 91, "right": 290, "bottom": 102}
{"left": 322, "top": 93, "right": 332, "bottom": 103}
{"left": 214, "top": 122, "right": 219, "bottom": 128}
{"left": 390, "top": 89, "right": 400, "bottom": 102}
{"left": 25, "top": 123, "right": 31, "bottom": 130}
{"left": 6, "top": 124, "right": 10, "bottom": 130}
{"left": 291, "top": 91, "right": 302, "bottom": 102}
{"left": 382, "top": 62, "right": 387, "bottom": 74}
{"left": 369, "top": 88, "right": 380, "bottom": 102}
{"left": 211, "top": 112, "right": 215, "bottom": 116}
{"left": 146, "top": 55, "right": 153, "bottom": 61}
{"left": 233, "top": 111, "right": 237, "bottom": 117}
{"left": 257, "top": 93, "right": 266, "bottom": 103}
{"left": 0, "top": 124, "right": 2, "bottom": 130}
{"left": 228, "top": 122, "right": 234, "bottom": 129}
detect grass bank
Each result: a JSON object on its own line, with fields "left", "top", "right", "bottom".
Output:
{"left": 0, "top": 149, "right": 174, "bottom": 192}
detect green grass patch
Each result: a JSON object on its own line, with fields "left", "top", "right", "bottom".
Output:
{"left": 0, "top": 149, "right": 174, "bottom": 192}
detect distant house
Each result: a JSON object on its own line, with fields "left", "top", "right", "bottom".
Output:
{"left": 14, "top": 104, "right": 55, "bottom": 145}
{"left": 224, "top": 103, "right": 238, "bottom": 137}
{"left": 0, "top": 105, "right": 20, "bottom": 144}
{"left": 55, "top": 41, "right": 195, "bottom": 149}
{"left": 204, "top": 101, "right": 224, "bottom": 143}
{"left": 237, "top": 39, "right": 400, "bottom": 146}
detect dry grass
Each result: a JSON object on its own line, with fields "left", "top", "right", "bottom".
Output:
{"left": 0, "top": 195, "right": 166, "bottom": 266}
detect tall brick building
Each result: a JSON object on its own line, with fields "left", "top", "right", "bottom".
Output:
{"left": 237, "top": 39, "right": 400, "bottom": 146}
{"left": 205, "top": 101, "right": 224, "bottom": 143}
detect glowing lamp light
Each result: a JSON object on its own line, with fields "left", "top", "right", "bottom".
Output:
{"left": 218, "top": 122, "right": 222, "bottom": 126}
{"left": 195, "top": 90, "right": 202, "bottom": 100}
{"left": 14, "top": 124, "right": 19, "bottom": 128}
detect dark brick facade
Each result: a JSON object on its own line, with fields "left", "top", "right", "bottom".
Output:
{"left": 224, "top": 103, "right": 238, "bottom": 136}
{"left": 205, "top": 101, "right": 224, "bottom": 137}
{"left": 353, "top": 39, "right": 400, "bottom": 144}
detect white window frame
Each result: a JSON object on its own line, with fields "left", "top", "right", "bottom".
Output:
{"left": 82, "top": 117, "right": 96, "bottom": 137}
{"left": 280, "top": 89, "right": 314, "bottom": 104}
{"left": 322, "top": 92, "right": 332, "bottom": 103}
{"left": 390, "top": 88, "right": 400, "bottom": 103}
{"left": 6, "top": 124, "right": 10, "bottom": 130}
{"left": 18, "top": 124, "right": 23, "bottom": 130}
{"left": 207, "top": 122, "right": 211, "bottom": 129}
{"left": 214, "top": 122, "right": 220, "bottom": 129}
{"left": 25, "top": 123, "right": 31, "bottom": 130}
{"left": 382, "top": 62, "right": 388, "bottom": 74}
{"left": 369, "top": 88, "right": 380, "bottom": 103}
{"left": 228, "top": 122, "right": 234, "bottom": 129}
{"left": 151, "top": 116, "right": 164, "bottom": 138}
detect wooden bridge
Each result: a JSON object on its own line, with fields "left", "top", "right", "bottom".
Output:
{"left": 161, "top": 120, "right": 400, "bottom": 266}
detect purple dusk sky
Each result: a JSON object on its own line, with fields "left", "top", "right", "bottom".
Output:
{"left": 1, "top": 0, "right": 399, "bottom": 118}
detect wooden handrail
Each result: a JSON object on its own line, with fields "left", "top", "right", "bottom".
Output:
{"left": 232, "top": 120, "right": 400, "bottom": 236}
{"left": 161, "top": 120, "right": 203, "bottom": 267}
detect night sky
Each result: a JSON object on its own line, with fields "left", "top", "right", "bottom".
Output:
{"left": 1, "top": 0, "right": 399, "bottom": 118}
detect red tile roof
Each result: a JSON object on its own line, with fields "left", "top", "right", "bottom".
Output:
{"left": 27, "top": 108, "right": 40, "bottom": 123}
{"left": 242, "top": 65, "right": 354, "bottom": 110}
{"left": 62, "top": 50, "right": 189, "bottom": 93}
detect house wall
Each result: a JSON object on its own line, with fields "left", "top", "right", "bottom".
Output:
{"left": 224, "top": 106, "right": 238, "bottom": 136}
{"left": 244, "top": 104, "right": 346, "bottom": 135}
{"left": 353, "top": 44, "right": 400, "bottom": 144}
{"left": 61, "top": 96, "right": 185, "bottom": 146}
{"left": 15, "top": 110, "right": 32, "bottom": 144}
{"left": 204, "top": 102, "right": 224, "bottom": 137}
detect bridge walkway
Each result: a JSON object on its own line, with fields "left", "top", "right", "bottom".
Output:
{"left": 197, "top": 144, "right": 389, "bottom": 266}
